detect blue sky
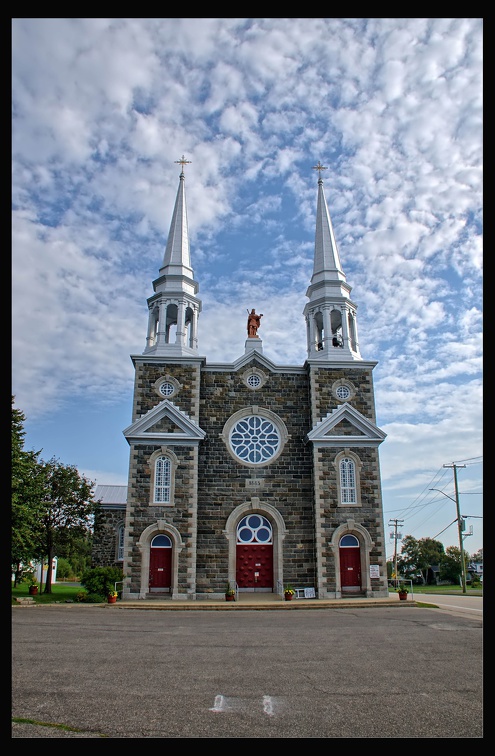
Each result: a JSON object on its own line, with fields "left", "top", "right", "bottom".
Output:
{"left": 12, "top": 18, "right": 483, "bottom": 560}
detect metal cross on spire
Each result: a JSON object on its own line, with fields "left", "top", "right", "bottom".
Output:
{"left": 175, "top": 155, "right": 192, "bottom": 172}
{"left": 312, "top": 161, "right": 328, "bottom": 179}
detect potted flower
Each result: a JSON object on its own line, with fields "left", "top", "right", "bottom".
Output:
{"left": 25, "top": 573, "right": 39, "bottom": 596}
{"left": 284, "top": 585, "right": 295, "bottom": 601}
{"left": 225, "top": 583, "right": 236, "bottom": 601}
{"left": 396, "top": 583, "right": 409, "bottom": 600}
{"left": 107, "top": 590, "right": 118, "bottom": 604}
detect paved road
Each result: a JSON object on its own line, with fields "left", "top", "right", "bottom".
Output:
{"left": 409, "top": 593, "right": 482, "bottom": 619}
{"left": 12, "top": 603, "right": 482, "bottom": 738}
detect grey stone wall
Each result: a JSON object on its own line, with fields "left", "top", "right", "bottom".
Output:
{"left": 92, "top": 506, "right": 125, "bottom": 568}
{"left": 197, "top": 361, "right": 315, "bottom": 593}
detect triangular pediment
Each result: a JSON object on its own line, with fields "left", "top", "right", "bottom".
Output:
{"left": 206, "top": 349, "right": 305, "bottom": 375}
{"left": 306, "top": 402, "right": 386, "bottom": 447}
{"left": 123, "top": 399, "right": 206, "bottom": 445}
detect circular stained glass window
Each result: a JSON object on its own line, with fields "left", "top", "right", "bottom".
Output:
{"left": 229, "top": 415, "right": 281, "bottom": 464}
{"left": 247, "top": 374, "right": 262, "bottom": 388}
{"left": 237, "top": 515, "right": 273, "bottom": 544}
{"left": 159, "top": 381, "right": 174, "bottom": 397}
{"left": 336, "top": 385, "right": 351, "bottom": 400}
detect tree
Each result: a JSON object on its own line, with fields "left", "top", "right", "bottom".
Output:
{"left": 11, "top": 397, "right": 45, "bottom": 582}
{"left": 55, "top": 529, "right": 93, "bottom": 576}
{"left": 37, "top": 457, "right": 96, "bottom": 593}
{"left": 439, "top": 545, "right": 463, "bottom": 584}
{"left": 397, "top": 536, "right": 445, "bottom": 584}
{"left": 470, "top": 548, "right": 483, "bottom": 564}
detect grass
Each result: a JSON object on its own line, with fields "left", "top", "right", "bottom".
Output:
{"left": 12, "top": 581, "right": 89, "bottom": 605}
{"left": 403, "top": 584, "right": 482, "bottom": 596}
{"left": 12, "top": 581, "right": 482, "bottom": 604}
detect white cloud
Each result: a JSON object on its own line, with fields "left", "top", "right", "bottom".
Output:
{"left": 12, "top": 18, "right": 483, "bottom": 554}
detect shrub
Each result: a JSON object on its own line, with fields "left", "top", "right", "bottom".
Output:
{"left": 81, "top": 592, "right": 106, "bottom": 604}
{"left": 55, "top": 557, "right": 73, "bottom": 580}
{"left": 80, "top": 566, "right": 124, "bottom": 596}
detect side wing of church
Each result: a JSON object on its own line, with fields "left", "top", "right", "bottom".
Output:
{"left": 92, "top": 160, "right": 389, "bottom": 600}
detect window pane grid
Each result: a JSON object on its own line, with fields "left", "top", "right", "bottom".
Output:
{"left": 155, "top": 457, "right": 171, "bottom": 503}
{"left": 340, "top": 457, "right": 357, "bottom": 504}
{"left": 117, "top": 525, "right": 124, "bottom": 561}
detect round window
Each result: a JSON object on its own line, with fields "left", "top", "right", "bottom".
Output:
{"left": 159, "top": 381, "right": 175, "bottom": 397}
{"left": 336, "top": 385, "right": 351, "bottom": 400}
{"left": 229, "top": 415, "right": 281, "bottom": 464}
{"left": 247, "top": 374, "right": 262, "bottom": 389}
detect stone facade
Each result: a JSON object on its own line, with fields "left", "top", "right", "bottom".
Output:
{"left": 91, "top": 167, "right": 389, "bottom": 601}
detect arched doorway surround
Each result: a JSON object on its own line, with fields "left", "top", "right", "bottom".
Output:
{"left": 224, "top": 497, "right": 286, "bottom": 593}
{"left": 329, "top": 519, "right": 374, "bottom": 598}
{"left": 136, "top": 521, "right": 184, "bottom": 599}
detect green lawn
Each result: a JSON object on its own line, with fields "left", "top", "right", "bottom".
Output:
{"left": 12, "top": 581, "right": 482, "bottom": 604}
{"left": 12, "top": 581, "right": 86, "bottom": 605}
{"left": 404, "top": 584, "right": 483, "bottom": 596}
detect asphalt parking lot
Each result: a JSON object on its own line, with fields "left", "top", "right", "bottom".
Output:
{"left": 12, "top": 604, "right": 483, "bottom": 738}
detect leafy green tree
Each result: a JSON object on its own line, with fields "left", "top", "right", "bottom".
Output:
{"left": 11, "top": 398, "right": 45, "bottom": 583}
{"left": 439, "top": 545, "right": 463, "bottom": 583}
{"left": 37, "top": 457, "right": 96, "bottom": 593}
{"left": 470, "top": 548, "right": 483, "bottom": 564}
{"left": 54, "top": 529, "right": 93, "bottom": 576}
{"left": 397, "top": 536, "right": 445, "bottom": 584}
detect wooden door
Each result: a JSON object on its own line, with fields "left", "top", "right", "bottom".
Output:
{"left": 340, "top": 546, "right": 361, "bottom": 587}
{"left": 149, "top": 545, "right": 172, "bottom": 592}
{"left": 236, "top": 543, "right": 273, "bottom": 590}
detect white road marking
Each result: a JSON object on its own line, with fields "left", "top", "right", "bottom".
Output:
{"left": 210, "top": 695, "right": 227, "bottom": 712}
{"left": 210, "top": 695, "right": 280, "bottom": 715}
{"left": 262, "top": 695, "right": 275, "bottom": 716}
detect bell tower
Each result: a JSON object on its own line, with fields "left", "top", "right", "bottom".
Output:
{"left": 303, "top": 162, "right": 361, "bottom": 361}
{"left": 143, "top": 156, "right": 201, "bottom": 357}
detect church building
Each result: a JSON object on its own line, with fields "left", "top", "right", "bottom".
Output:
{"left": 92, "top": 159, "right": 389, "bottom": 601}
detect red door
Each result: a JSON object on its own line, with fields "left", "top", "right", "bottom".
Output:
{"left": 149, "top": 545, "right": 172, "bottom": 592}
{"left": 340, "top": 546, "right": 361, "bottom": 588}
{"left": 236, "top": 544, "right": 273, "bottom": 590}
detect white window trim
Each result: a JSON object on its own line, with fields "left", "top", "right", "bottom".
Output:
{"left": 149, "top": 447, "right": 178, "bottom": 506}
{"left": 334, "top": 449, "right": 362, "bottom": 507}
{"left": 221, "top": 406, "right": 289, "bottom": 468}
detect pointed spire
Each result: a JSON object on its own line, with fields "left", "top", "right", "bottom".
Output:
{"left": 143, "top": 157, "right": 201, "bottom": 357}
{"left": 303, "top": 163, "right": 362, "bottom": 361}
{"left": 312, "top": 162, "right": 345, "bottom": 283}
{"left": 160, "top": 156, "right": 193, "bottom": 276}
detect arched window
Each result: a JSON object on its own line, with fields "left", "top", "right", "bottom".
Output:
{"left": 339, "top": 534, "right": 359, "bottom": 548}
{"left": 151, "top": 534, "right": 172, "bottom": 548}
{"left": 149, "top": 448, "right": 178, "bottom": 506}
{"left": 335, "top": 449, "right": 362, "bottom": 506}
{"left": 154, "top": 456, "right": 171, "bottom": 503}
{"left": 117, "top": 524, "right": 125, "bottom": 561}
{"left": 236, "top": 514, "right": 273, "bottom": 544}
{"left": 339, "top": 456, "right": 357, "bottom": 504}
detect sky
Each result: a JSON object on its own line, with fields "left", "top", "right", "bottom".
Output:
{"left": 12, "top": 18, "right": 483, "bottom": 561}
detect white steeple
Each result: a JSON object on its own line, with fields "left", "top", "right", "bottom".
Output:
{"left": 303, "top": 162, "right": 362, "bottom": 361}
{"left": 143, "top": 156, "right": 201, "bottom": 356}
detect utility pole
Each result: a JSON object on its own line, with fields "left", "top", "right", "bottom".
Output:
{"left": 388, "top": 519, "right": 404, "bottom": 584}
{"left": 443, "top": 463, "right": 467, "bottom": 594}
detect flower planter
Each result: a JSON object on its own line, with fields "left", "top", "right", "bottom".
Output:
{"left": 398, "top": 592, "right": 408, "bottom": 601}
{"left": 107, "top": 595, "right": 117, "bottom": 604}
{"left": 29, "top": 585, "right": 38, "bottom": 596}
{"left": 225, "top": 594, "right": 235, "bottom": 601}
{"left": 284, "top": 593, "right": 294, "bottom": 601}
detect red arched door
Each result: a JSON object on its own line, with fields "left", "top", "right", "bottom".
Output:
{"left": 339, "top": 534, "right": 361, "bottom": 592}
{"left": 235, "top": 514, "right": 273, "bottom": 592}
{"left": 149, "top": 534, "right": 172, "bottom": 593}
